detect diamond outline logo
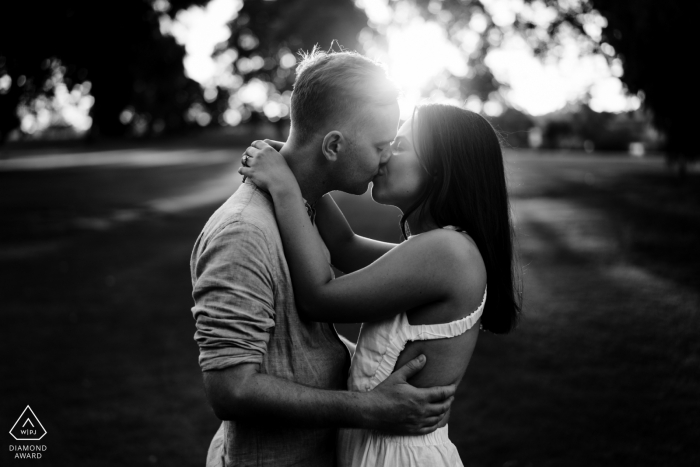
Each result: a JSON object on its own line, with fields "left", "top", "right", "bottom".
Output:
{"left": 9, "top": 406, "right": 47, "bottom": 441}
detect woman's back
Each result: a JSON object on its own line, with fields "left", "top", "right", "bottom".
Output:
{"left": 347, "top": 284, "right": 486, "bottom": 393}
{"left": 395, "top": 225, "right": 485, "bottom": 388}
{"left": 348, "top": 226, "right": 485, "bottom": 392}
{"left": 339, "top": 227, "right": 485, "bottom": 467}
{"left": 338, "top": 300, "right": 482, "bottom": 466}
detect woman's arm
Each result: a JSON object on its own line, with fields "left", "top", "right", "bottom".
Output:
{"left": 248, "top": 140, "right": 397, "bottom": 272}
{"left": 240, "top": 142, "right": 468, "bottom": 323}
{"left": 289, "top": 229, "right": 465, "bottom": 323}
{"left": 315, "top": 194, "right": 398, "bottom": 273}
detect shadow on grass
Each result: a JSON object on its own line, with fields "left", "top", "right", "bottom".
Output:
{"left": 2, "top": 150, "right": 698, "bottom": 466}
{"left": 508, "top": 156, "right": 700, "bottom": 291}
{"left": 449, "top": 200, "right": 699, "bottom": 466}
{"left": 1, "top": 209, "right": 220, "bottom": 466}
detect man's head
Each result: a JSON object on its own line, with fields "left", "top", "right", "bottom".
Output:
{"left": 289, "top": 47, "right": 400, "bottom": 195}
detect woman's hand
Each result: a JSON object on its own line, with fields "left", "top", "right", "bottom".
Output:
{"left": 239, "top": 140, "right": 297, "bottom": 196}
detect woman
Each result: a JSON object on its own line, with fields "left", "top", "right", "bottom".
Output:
{"left": 239, "top": 103, "right": 521, "bottom": 467}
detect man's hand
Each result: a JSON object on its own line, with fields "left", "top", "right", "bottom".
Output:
{"left": 363, "top": 355, "right": 456, "bottom": 435}
{"left": 203, "top": 355, "right": 454, "bottom": 433}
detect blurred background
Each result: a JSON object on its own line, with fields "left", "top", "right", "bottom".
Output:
{"left": 1, "top": 0, "right": 698, "bottom": 465}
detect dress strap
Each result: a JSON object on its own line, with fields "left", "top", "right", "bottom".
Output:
{"left": 364, "top": 287, "right": 486, "bottom": 391}
{"left": 404, "top": 285, "right": 486, "bottom": 341}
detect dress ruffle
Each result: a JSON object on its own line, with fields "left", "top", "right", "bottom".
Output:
{"left": 341, "top": 226, "right": 486, "bottom": 467}
{"left": 366, "top": 285, "right": 486, "bottom": 391}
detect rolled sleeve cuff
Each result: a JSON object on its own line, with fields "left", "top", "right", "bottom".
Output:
{"left": 193, "top": 310, "right": 273, "bottom": 372}
{"left": 191, "top": 220, "right": 276, "bottom": 373}
{"left": 198, "top": 347, "right": 264, "bottom": 372}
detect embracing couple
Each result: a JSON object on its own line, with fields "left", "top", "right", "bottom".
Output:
{"left": 190, "top": 48, "right": 521, "bottom": 467}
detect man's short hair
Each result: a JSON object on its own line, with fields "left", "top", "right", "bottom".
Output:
{"left": 290, "top": 46, "right": 399, "bottom": 141}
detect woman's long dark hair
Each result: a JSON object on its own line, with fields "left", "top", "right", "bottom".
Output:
{"left": 401, "top": 104, "right": 521, "bottom": 334}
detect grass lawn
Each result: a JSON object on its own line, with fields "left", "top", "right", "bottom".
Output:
{"left": 1, "top": 146, "right": 698, "bottom": 466}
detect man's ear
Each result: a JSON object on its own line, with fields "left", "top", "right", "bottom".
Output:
{"left": 321, "top": 131, "right": 344, "bottom": 162}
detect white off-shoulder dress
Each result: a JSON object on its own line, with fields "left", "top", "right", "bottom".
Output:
{"left": 338, "top": 228, "right": 486, "bottom": 467}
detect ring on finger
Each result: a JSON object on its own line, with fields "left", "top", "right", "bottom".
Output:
{"left": 242, "top": 154, "right": 250, "bottom": 166}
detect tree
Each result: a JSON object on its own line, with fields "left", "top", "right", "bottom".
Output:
{"left": 387, "top": 0, "right": 696, "bottom": 171}
{"left": 383, "top": 0, "right": 506, "bottom": 107}
{"left": 215, "top": 0, "right": 368, "bottom": 132}
{"left": 220, "top": 0, "right": 506, "bottom": 127}
{"left": 521, "top": 0, "right": 699, "bottom": 173}
{"left": 490, "top": 107, "right": 535, "bottom": 148}
{"left": 0, "top": 0, "right": 207, "bottom": 143}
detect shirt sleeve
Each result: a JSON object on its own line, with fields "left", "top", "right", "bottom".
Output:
{"left": 191, "top": 221, "right": 276, "bottom": 371}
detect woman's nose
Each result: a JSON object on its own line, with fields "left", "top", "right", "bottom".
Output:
{"left": 380, "top": 147, "right": 393, "bottom": 165}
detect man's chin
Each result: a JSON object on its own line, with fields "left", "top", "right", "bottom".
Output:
{"left": 343, "top": 182, "right": 371, "bottom": 196}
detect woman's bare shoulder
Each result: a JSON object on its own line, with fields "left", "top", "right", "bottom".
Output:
{"left": 404, "top": 228, "right": 486, "bottom": 289}
{"left": 396, "top": 230, "right": 485, "bottom": 388}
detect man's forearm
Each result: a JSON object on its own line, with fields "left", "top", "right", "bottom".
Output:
{"left": 204, "top": 366, "right": 368, "bottom": 429}
{"left": 204, "top": 356, "right": 455, "bottom": 435}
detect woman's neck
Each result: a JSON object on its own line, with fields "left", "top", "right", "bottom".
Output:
{"left": 405, "top": 209, "right": 439, "bottom": 236}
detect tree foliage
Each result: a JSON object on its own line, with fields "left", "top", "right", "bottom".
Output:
{"left": 394, "top": 0, "right": 696, "bottom": 161}
{"left": 520, "top": 0, "right": 699, "bottom": 161}
{"left": 2, "top": 0, "right": 689, "bottom": 163}
{"left": 385, "top": 0, "right": 504, "bottom": 104}
{"left": 221, "top": 0, "right": 503, "bottom": 126}
{"left": 229, "top": 0, "right": 367, "bottom": 82}
{"left": 541, "top": 104, "right": 652, "bottom": 151}
{"left": 214, "top": 0, "right": 367, "bottom": 129}
{"left": 0, "top": 0, "right": 207, "bottom": 142}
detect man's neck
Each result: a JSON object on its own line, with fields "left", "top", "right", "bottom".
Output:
{"left": 279, "top": 141, "right": 330, "bottom": 205}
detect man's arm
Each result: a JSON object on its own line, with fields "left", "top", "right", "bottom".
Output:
{"left": 192, "top": 220, "right": 454, "bottom": 434}
{"left": 204, "top": 356, "right": 455, "bottom": 435}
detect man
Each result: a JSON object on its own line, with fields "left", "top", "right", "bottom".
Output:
{"left": 190, "top": 49, "right": 455, "bottom": 466}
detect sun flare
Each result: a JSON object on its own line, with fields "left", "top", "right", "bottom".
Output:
{"left": 382, "top": 19, "right": 467, "bottom": 118}
{"left": 357, "top": 1, "right": 474, "bottom": 118}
